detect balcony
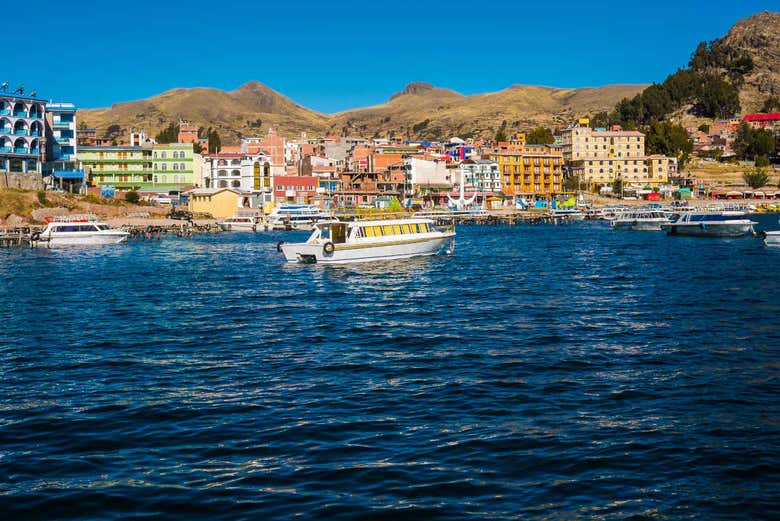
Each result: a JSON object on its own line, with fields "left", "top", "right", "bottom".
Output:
{"left": 0, "top": 127, "right": 10, "bottom": 134}
{"left": 52, "top": 121, "right": 71, "bottom": 128}
{"left": 56, "top": 137, "right": 72, "bottom": 144}
{"left": 13, "top": 112, "right": 27, "bottom": 118}
{"left": 14, "top": 147, "right": 29, "bottom": 154}
{"left": 0, "top": 146, "right": 11, "bottom": 153}
{"left": 13, "top": 129, "right": 28, "bottom": 136}
{"left": 0, "top": 109, "right": 9, "bottom": 116}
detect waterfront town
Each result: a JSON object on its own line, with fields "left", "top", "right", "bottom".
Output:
{"left": 1, "top": 85, "right": 779, "bottom": 220}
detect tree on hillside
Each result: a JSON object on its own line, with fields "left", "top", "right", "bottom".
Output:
{"left": 743, "top": 167, "right": 769, "bottom": 189}
{"left": 640, "top": 84, "right": 674, "bottom": 122}
{"left": 662, "top": 68, "right": 701, "bottom": 106}
{"left": 589, "top": 112, "right": 610, "bottom": 128}
{"left": 761, "top": 96, "right": 780, "bottom": 113}
{"left": 526, "top": 126, "right": 554, "bottom": 145}
{"left": 695, "top": 75, "right": 740, "bottom": 119}
{"left": 494, "top": 121, "right": 508, "bottom": 142}
{"left": 734, "top": 122, "right": 776, "bottom": 160}
{"left": 206, "top": 127, "right": 221, "bottom": 154}
{"left": 155, "top": 122, "right": 179, "bottom": 144}
{"left": 645, "top": 121, "right": 693, "bottom": 170}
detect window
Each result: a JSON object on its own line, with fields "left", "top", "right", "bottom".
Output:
{"left": 161, "top": 152, "right": 167, "bottom": 159}
{"left": 402, "top": 224, "right": 412, "bottom": 234}
{"left": 180, "top": 163, "right": 185, "bottom": 170}
{"left": 173, "top": 163, "right": 178, "bottom": 170}
{"left": 161, "top": 164, "right": 167, "bottom": 171}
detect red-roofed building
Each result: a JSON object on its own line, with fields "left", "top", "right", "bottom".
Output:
{"left": 273, "top": 175, "right": 319, "bottom": 204}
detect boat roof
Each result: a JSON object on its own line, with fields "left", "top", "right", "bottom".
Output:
{"left": 315, "top": 218, "right": 434, "bottom": 227}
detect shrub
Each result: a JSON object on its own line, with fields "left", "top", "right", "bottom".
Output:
{"left": 125, "top": 191, "right": 140, "bottom": 204}
{"left": 755, "top": 155, "right": 770, "bottom": 168}
{"left": 37, "top": 190, "right": 48, "bottom": 206}
{"left": 743, "top": 168, "right": 769, "bottom": 189}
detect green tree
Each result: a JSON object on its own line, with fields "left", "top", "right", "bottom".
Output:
{"left": 192, "top": 141, "right": 203, "bottom": 154}
{"left": 206, "top": 127, "right": 221, "bottom": 154}
{"left": 696, "top": 75, "right": 740, "bottom": 119}
{"left": 743, "top": 168, "right": 769, "bottom": 189}
{"left": 125, "top": 190, "right": 140, "bottom": 204}
{"left": 494, "top": 121, "right": 508, "bottom": 142}
{"left": 589, "top": 112, "right": 610, "bottom": 128}
{"left": 698, "top": 124, "right": 710, "bottom": 133}
{"left": 563, "top": 175, "right": 581, "bottom": 192}
{"left": 733, "top": 122, "right": 754, "bottom": 158}
{"left": 753, "top": 129, "right": 776, "bottom": 158}
{"left": 155, "top": 122, "right": 179, "bottom": 144}
{"left": 640, "top": 83, "right": 673, "bottom": 122}
{"left": 755, "top": 155, "right": 770, "bottom": 167}
{"left": 734, "top": 123, "right": 776, "bottom": 160}
{"left": 612, "top": 176, "right": 624, "bottom": 197}
{"left": 525, "top": 126, "right": 554, "bottom": 145}
{"left": 645, "top": 121, "right": 694, "bottom": 170}
{"left": 761, "top": 96, "right": 780, "bottom": 113}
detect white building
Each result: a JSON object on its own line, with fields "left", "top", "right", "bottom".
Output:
{"left": 405, "top": 157, "right": 454, "bottom": 188}
{"left": 0, "top": 91, "right": 46, "bottom": 175}
{"left": 201, "top": 152, "right": 274, "bottom": 209}
{"left": 459, "top": 159, "right": 501, "bottom": 192}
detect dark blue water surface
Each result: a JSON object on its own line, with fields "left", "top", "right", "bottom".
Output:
{"left": 2, "top": 216, "right": 780, "bottom": 520}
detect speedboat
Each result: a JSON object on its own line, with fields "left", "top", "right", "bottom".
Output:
{"left": 661, "top": 211, "right": 757, "bottom": 237}
{"left": 278, "top": 218, "right": 455, "bottom": 264}
{"left": 762, "top": 231, "right": 780, "bottom": 246}
{"left": 267, "top": 204, "right": 330, "bottom": 231}
{"left": 218, "top": 214, "right": 263, "bottom": 232}
{"left": 36, "top": 216, "right": 129, "bottom": 247}
{"left": 611, "top": 210, "right": 670, "bottom": 231}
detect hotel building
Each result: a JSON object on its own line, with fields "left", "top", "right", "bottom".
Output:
{"left": 0, "top": 92, "right": 46, "bottom": 176}
{"left": 489, "top": 145, "right": 564, "bottom": 195}
{"left": 45, "top": 102, "right": 85, "bottom": 191}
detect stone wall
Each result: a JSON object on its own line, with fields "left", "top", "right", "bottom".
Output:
{"left": 0, "top": 172, "right": 44, "bottom": 190}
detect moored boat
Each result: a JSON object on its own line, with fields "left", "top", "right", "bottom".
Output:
{"left": 37, "top": 215, "right": 129, "bottom": 247}
{"left": 218, "top": 214, "right": 263, "bottom": 232}
{"left": 611, "top": 210, "right": 670, "bottom": 231}
{"left": 762, "top": 230, "right": 780, "bottom": 246}
{"left": 278, "top": 218, "right": 455, "bottom": 264}
{"left": 661, "top": 211, "right": 757, "bottom": 237}
{"left": 268, "top": 204, "right": 330, "bottom": 231}
{"left": 550, "top": 208, "right": 585, "bottom": 220}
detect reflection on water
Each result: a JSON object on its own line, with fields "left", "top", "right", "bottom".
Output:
{"left": 1, "top": 221, "right": 779, "bottom": 520}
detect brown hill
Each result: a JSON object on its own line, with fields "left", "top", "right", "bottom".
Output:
{"left": 79, "top": 80, "right": 643, "bottom": 144}
{"left": 719, "top": 10, "right": 780, "bottom": 112}
{"left": 79, "top": 81, "right": 329, "bottom": 143}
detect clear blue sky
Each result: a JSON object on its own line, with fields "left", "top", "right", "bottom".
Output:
{"left": 6, "top": 0, "right": 778, "bottom": 113}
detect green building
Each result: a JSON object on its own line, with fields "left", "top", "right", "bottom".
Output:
{"left": 79, "top": 146, "right": 153, "bottom": 190}
{"left": 79, "top": 142, "right": 195, "bottom": 192}
{"left": 152, "top": 143, "right": 194, "bottom": 191}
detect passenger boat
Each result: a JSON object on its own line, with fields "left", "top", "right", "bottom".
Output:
{"left": 36, "top": 215, "right": 129, "bottom": 247}
{"left": 611, "top": 210, "right": 670, "bottom": 231}
{"left": 660, "top": 211, "right": 757, "bottom": 237}
{"left": 550, "top": 208, "right": 585, "bottom": 220}
{"left": 278, "top": 218, "right": 455, "bottom": 264}
{"left": 267, "top": 204, "right": 330, "bottom": 231}
{"left": 218, "top": 214, "right": 263, "bottom": 232}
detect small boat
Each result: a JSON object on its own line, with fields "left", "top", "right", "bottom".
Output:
{"left": 611, "top": 210, "right": 670, "bottom": 231}
{"left": 550, "top": 208, "right": 585, "bottom": 220}
{"left": 37, "top": 215, "right": 129, "bottom": 247}
{"left": 218, "top": 214, "right": 263, "bottom": 232}
{"left": 762, "top": 231, "right": 780, "bottom": 246}
{"left": 278, "top": 218, "right": 455, "bottom": 264}
{"left": 661, "top": 211, "right": 757, "bottom": 237}
{"left": 267, "top": 204, "right": 330, "bottom": 231}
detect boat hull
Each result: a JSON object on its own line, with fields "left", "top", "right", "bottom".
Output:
{"left": 43, "top": 232, "right": 129, "bottom": 247}
{"left": 218, "top": 222, "right": 257, "bottom": 232}
{"left": 764, "top": 231, "right": 780, "bottom": 246}
{"left": 281, "top": 234, "right": 454, "bottom": 264}
{"left": 612, "top": 219, "right": 667, "bottom": 231}
{"left": 661, "top": 222, "right": 755, "bottom": 237}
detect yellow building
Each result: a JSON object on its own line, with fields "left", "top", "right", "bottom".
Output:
{"left": 489, "top": 144, "right": 564, "bottom": 195}
{"left": 558, "top": 124, "right": 676, "bottom": 187}
{"left": 186, "top": 188, "right": 242, "bottom": 218}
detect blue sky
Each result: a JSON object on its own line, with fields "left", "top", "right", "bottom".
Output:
{"left": 6, "top": 0, "right": 778, "bottom": 113}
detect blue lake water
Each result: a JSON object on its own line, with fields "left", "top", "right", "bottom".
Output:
{"left": 2, "top": 216, "right": 780, "bottom": 520}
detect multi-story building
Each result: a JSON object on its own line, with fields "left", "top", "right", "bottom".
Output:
{"left": 489, "top": 144, "right": 564, "bottom": 195}
{"left": 45, "top": 102, "right": 85, "bottom": 192}
{"left": 559, "top": 123, "right": 676, "bottom": 188}
{"left": 0, "top": 92, "right": 46, "bottom": 177}
{"left": 151, "top": 143, "right": 194, "bottom": 188}
{"left": 273, "top": 175, "right": 319, "bottom": 204}
{"left": 79, "top": 146, "right": 153, "bottom": 190}
{"left": 201, "top": 151, "right": 273, "bottom": 209}
{"left": 460, "top": 159, "right": 501, "bottom": 193}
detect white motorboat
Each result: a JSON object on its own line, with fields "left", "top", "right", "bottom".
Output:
{"left": 268, "top": 204, "right": 330, "bottom": 231}
{"left": 218, "top": 214, "right": 263, "bottom": 232}
{"left": 611, "top": 210, "right": 670, "bottom": 231}
{"left": 661, "top": 212, "right": 757, "bottom": 237}
{"left": 762, "top": 230, "right": 780, "bottom": 246}
{"left": 36, "top": 216, "right": 129, "bottom": 247}
{"left": 550, "top": 208, "right": 585, "bottom": 220}
{"left": 278, "top": 218, "right": 455, "bottom": 264}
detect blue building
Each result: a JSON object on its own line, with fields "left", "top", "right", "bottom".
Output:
{"left": 45, "top": 102, "right": 85, "bottom": 192}
{"left": 0, "top": 91, "right": 46, "bottom": 177}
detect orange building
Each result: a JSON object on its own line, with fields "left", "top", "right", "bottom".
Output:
{"left": 489, "top": 144, "right": 564, "bottom": 195}
{"left": 178, "top": 122, "right": 198, "bottom": 144}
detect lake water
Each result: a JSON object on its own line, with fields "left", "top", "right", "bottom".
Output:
{"left": 2, "top": 216, "right": 780, "bottom": 520}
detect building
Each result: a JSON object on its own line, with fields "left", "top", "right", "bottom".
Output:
{"left": 273, "top": 175, "right": 319, "bottom": 204}
{"left": 44, "top": 102, "right": 85, "bottom": 192}
{"left": 489, "top": 145, "right": 564, "bottom": 195}
{"left": 79, "top": 146, "right": 153, "bottom": 190}
{"left": 460, "top": 159, "right": 501, "bottom": 193}
{"left": 76, "top": 128, "right": 97, "bottom": 147}
{"left": 559, "top": 123, "right": 676, "bottom": 188}
{"left": 201, "top": 152, "right": 274, "bottom": 209}
{"left": 405, "top": 157, "right": 454, "bottom": 194}
{"left": 151, "top": 143, "right": 194, "bottom": 190}
{"left": 0, "top": 91, "right": 46, "bottom": 180}
{"left": 743, "top": 112, "right": 780, "bottom": 133}
{"left": 178, "top": 121, "right": 198, "bottom": 144}
{"left": 186, "top": 188, "right": 252, "bottom": 219}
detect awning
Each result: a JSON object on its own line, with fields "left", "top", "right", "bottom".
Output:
{"left": 726, "top": 191, "right": 743, "bottom": 197}
{"left": 52, "top": 169, "right": 85, "bottom": 179}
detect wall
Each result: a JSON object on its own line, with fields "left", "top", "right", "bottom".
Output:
{"left": 0, "top": 172, "right": 43, "bottom": 190}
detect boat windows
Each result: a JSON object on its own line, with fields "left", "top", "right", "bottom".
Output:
{"left": 402, "top": 224, "right": 412, "bottom": 234}
{"left": 382, "top": 225, "right": 393, "bottom": 235}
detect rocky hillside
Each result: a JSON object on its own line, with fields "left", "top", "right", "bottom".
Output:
{"left": 719, "top": 10, "right": 780, "bottom": 112}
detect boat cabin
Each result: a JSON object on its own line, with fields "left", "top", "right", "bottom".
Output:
{"left": 309, "top": 220, "right": 434, "bottom": 244}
